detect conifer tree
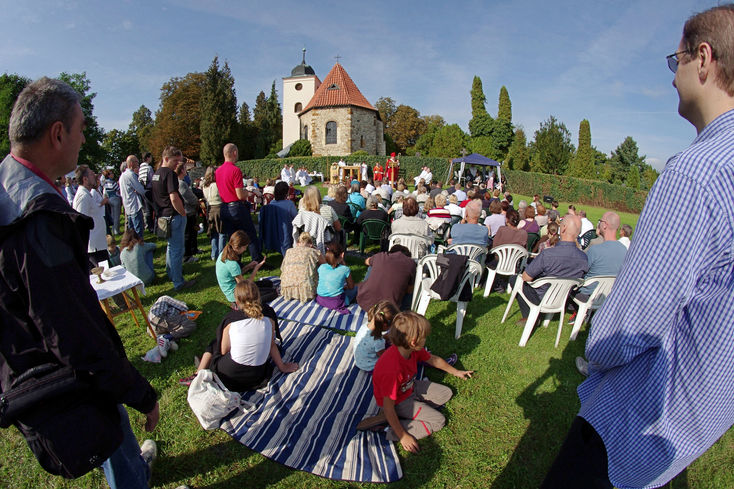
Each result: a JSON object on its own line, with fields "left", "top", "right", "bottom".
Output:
{"left": 469, "top": 76, "right": 493, "bottom": 138}
{"left": 627, "top": 165, "right": 640, "bottom": 190}
{"left": 200, "top": 56, "right": 238, "bottom": 165}
{"left": 506, "top": 128, "right": 529, "bottom": 171}
{"left": 497, "top": 86, "right": 512, "bottom": 122}
{"left": 567, "top": 119, "right": 594, "bottom": 178}
{"left": 266, "top": 81, "right": 282, "bottom": 153}
{"left": 253, "top": 91, "right": 270, "bottom": 158}
{"left": 237, "top": 102, "right": 256, "bottom": 160}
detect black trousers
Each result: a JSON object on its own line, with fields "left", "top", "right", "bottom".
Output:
{"left": 540, "top": 416, "right": 613, "bottom": 489}
{"left": 184, "top": 214, "right": 198, "bottom": 258}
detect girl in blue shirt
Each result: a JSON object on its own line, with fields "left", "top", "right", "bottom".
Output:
{"left": 315, "top": 242, "right": 356, "bottom": 314}
{"left": 353, "top": 300, "right": 398, "bottom": 371}
{"left": 216, "top": 231, "right": 265, "bottom": 306}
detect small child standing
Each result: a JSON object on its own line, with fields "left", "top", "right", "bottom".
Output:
{"left": 315, "top": 242, "right": 356, "bottom": 314}
{"left": 353, "top": 300, "right": 399, "bottom": 371}
{"left": 361, "top": 311, "right": 473, "bottom": 453}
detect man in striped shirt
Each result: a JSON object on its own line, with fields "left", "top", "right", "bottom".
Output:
{"left": 542, "top": 6, "right": 734, "bottom": 489}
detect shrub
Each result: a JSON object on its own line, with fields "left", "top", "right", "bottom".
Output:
{"left": 288, "top": 139, "right": 312, "bottom": 157}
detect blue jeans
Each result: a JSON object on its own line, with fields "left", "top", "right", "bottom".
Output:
{"left": 127, "top": 210, "right": 144, "bottom": 238}
{"left": 101, "top": 405, "right": 150, "bottom": 489}
{"left": 211, "top": 231, "right": 226, "bottom": 260}
{"left": 221, "top": 201, "right": 263, "bottom": 261}
{"left": 166, "top": 214, "right": 186, "bottom": 288}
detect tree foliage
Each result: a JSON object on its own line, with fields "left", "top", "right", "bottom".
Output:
{"left": 236, "top": 101, "right": 256, "bottom": 160}
{"left": 627, "top": 165, "right": 640, "bottom": 190}
{"left": 149, "top": 72, "right": 206, "bottom": 161}
{"left": 529, "top": 115, "right": 574, "bottom": 175}
{"left": 497, "top": 86, "right": 512, "bottom": 123}
{"left": 129, "top": 105, "right": 154, "bottom": 155}
{"left": 413, "top": 115, "right": 446, "bottom": 156}
{"left": 430, "top": 124, "right": 470, "bottom": 158}
{"left": 608, "top": 136, "right": 645, "bottom": 186}
{"left": 252, "top": 90, "right": 270, "bottom": 158}
{"left": 388, "top": 104, "right": 426, "bottom": 152}
{"left": 59, "top": 72, "right": 105, "bottom": 170}
{"left": 288, "top": 138, "right": 312, "bottom": 157}
{"left": 375, "top": 97, "right": 397, "bottom": 126}
{"left": 506, "top": 127, "right": 529, "bottom": 171}
{"left": 490, "top": 119, "right": 514, "bottom": 161}
{"left": 469, "top": 76, "right": 494, "bottom": 138}
{"left": 199, "top": 57, "right": 238, "bottom": 166}
{"left": 0, "top": 73, "right": 30, "bottom": 156}
{"left": 102, "top": 129, "right": 139, "bottom": 166}
{"left": 567, "top": 119, "right": 595, "bottom": 178}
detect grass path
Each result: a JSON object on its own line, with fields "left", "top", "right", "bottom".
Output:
{"left": 1, "top": 206, "right": 731, "bottom": 489}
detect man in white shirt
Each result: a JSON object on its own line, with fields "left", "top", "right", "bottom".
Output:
{"left": 280, "top": 164, "right": 293, "bottom": 184}
{"left": 73, "top": 165, "right": 109, "bottom": 267}
{"left": 119, "top": 155, "right": 146, "bottom": 237}
{"left": 453, "top": 182, "right": 467, "bottom": 202}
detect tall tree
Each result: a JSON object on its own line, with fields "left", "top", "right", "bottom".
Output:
{"left": 252, "top": 90, "right": 270, "bottom": 158}
{"left": 58, "top": 72, "right": 105, "bottom": 170}
{"left": 430, "top": 124, "right": 470, "bottom": 158}
{"left": 387, "top": 104, "right": 426, "bottom": 153}
{"left": 627, "top": 165, "right": 640, "bottom": 190}
{"left": 236, "top": 101, "right": 256, "bottom": 160}
{"left": 200, "top": 56, "right": 238, "bottom": 165}
{"left": 506, "top": 127, "right": 529, "bottom": 171}
{"left": 0, "top": 73, "right": 30, "bottom": 156}
{"left": 529, "top": 115, "right": 574, "bottom": 175}
{"left": 148, "top": 72, "right": 206, "bottom": 160}
{"left": 375, "top": 96, "right": 397, "bottom": 127}
{"left": 102, "top": 129, "right": 139, "bottom": 165}
{"left": 490, "top": 119, "right": 514, "bottom": 161}
{"left": 266, "top": 81, "right": 282, "bottom": 154}
{"left": 413, "top": 115, "right": 446, "bottom": 156}
{"left": 469, "top": 76, "right": 494, "bottom": 138}
{"left": 567, "top": 119, "right": 595, "bottom": 179}
{"left": 497, "top": 86, "right": 512, "bottom": 123}
{"left": 128, "top": 105, "right": 154, "bottom": 155}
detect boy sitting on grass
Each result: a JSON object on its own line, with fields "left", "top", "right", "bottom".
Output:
{"left": 358, "top": 311, "right": 473, "bottom": 452}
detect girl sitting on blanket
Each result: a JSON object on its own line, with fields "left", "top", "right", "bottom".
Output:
{"left": 180, "top": 280, "right": 298, "bottom": 389}
{"left": 353, "top": 300, "right": 399, "bottom": 371}
{"left": 280, "top": 232, "right": 324, "bottom": 302}
{"left": 216, "top": 230, "right": 266, "bottom": 307}
{"left": 315, "top": 242, "right": 357, "bottom": 314}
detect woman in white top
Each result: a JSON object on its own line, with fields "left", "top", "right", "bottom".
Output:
{"left": 184, "top": 281, "right": 298, "bottom": 391}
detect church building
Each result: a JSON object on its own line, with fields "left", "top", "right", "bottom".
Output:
{"left": 282, "top": 51, "right": 385, "bottom": 157}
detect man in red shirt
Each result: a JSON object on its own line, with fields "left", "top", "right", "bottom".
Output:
{"left": 215, "top": 143, "right": 264, "bottom": 262}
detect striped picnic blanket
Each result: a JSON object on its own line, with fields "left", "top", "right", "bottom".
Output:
{"left": 264, "top": 277, "right": 368, "bottom": 333}
{"left": 220, "top": 320, "right": 403, "bottom": 482}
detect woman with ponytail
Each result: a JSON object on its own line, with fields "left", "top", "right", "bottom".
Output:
{"left": 315, "top": 242, "right": 356, "bottom": 314}
{"left": 353, "top": 300, "right": 399, "bottom": 371}
{"left": 216, "top": 230, "right": 266, "bottom": 306}
{"left": 181, "top": 280, "right": 298, "bottom": 389}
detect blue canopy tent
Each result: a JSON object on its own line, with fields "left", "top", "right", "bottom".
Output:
{"left": 446, "top": 153, "right": 502, "bottom": 187}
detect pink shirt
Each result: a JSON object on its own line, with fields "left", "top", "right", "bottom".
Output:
{"left": 215, "top": 161, "right": 243, "bottom": 203}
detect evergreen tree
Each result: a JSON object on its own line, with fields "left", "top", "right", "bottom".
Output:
{"left": 253, "top": 90, "right": 270, "bottom": 158}
{"left": 128, "top": 105, "right": 154, "bottom": 155}
{"left": 608, "top": 136, "right": 645, "bottom": 185}
{"left": 506, "top": 128, "right": 529, "bottom": 171}
{"left": 430, "top": 124, "right": 470, "bottom": 158}
{"left": 288, "top": 138, "right": 312, "bottom": 157}
{"left": 469, "top": 76, "right": 494, "bottom": 138}
{"left": 413, "top": 116, "right": 444, "bottom": 156}
{"left": 497, "top": 86, "right": 512, "bottom": 122}
{"left": 200, "top": 57, "right": 238, "bottom": 165}
{"left": 266, "top": 81, "right": 282, "bottom": 153}
{"left": 0, "top": 73, "right": 30, "bottom": 156}
{"left": 567, "top": 119, "right": 595, "bottom": 178}
{"left": 642, "top": 166, "right": 659, "bottom": 190}
{"left": 627, "top": 165, "right": 640, "bottom": 190}
{"left": 490, "top": 119, "right": 514, "bottom": 161}
{"left": 237, "top": 101, "right": 256, "bottom": 160}
{"left": 59, "top": 72, "right": 105, "bottom": 171}
{"left": 529, "top": 115, "right": 574, "bottom": 175}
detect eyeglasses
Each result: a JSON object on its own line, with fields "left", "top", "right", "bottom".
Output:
{"left": 666, "top": 50, "right": 688, "bottom": 73}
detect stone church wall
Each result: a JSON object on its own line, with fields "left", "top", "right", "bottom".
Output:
{"left": 302, "top": 106, "right": 385, "bottom": 157}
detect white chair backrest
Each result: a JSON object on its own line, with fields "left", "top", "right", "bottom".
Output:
{"left": 490, "top": 244, "right": 528, "bottom": 275}
{"left": 582, "top": 275, "right": 616, "bottom": 309}
{"left": 446, "top": 243, "right": 487, "bottom": 266}
{"left": 530, "top": 277, "right": 582, "bottom": 311}
{"left": 389, "top": 233, "right": 432, "bottom": 259}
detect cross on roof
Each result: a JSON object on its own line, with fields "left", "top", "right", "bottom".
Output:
{"left": 334, "top": 54, "right": 342, "bottom": 64}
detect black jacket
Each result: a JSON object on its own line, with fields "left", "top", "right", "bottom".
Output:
{"left": 0, "top": 155, "right": 156, "bottom": 414}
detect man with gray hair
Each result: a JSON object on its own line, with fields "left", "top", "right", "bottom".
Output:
{"left": 0, "top": 78, "right": 164, "bottom": 486}
{"left": 119, "top": 154, "right": 146, "bottom": 237}
{"left": 448, "top": 199, "right": 489, "bottom": 246}
{"left": 543, "top": 5, "right": 734, "bottom": 488}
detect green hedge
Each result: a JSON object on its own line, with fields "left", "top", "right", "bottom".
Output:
{"left": 503, "top": 170, "right": 648, "bottom": 213}
{"left": 236, "top": 156, "right": 647, "bottom": 213}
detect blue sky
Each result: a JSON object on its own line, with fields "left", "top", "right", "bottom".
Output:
{"left": 0, "top": 0, "right": 721, "bottom": 169}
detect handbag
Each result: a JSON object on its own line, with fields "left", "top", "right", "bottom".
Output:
{"left": 0, "top": 363, "right": 122, "bottom": 479}
{"left": 187, "top": 369, "right": 249, "bottom": 430}
{"left": 156, "top": 216, "right": 172, "bottom": 239}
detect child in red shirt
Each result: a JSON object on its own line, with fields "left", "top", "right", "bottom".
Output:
{"left": 363, "top": 311, "right": 473, "bottom": 453}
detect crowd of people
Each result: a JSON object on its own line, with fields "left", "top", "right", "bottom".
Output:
{"left": 2, "top": 6, "right": 733, "bottom": 488}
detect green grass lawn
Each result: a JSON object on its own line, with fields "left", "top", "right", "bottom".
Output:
{"left": 1, "top": 210, "right": 731, "bottom": 489}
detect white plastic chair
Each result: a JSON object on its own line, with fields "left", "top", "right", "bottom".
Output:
{"left": 436, "top": 243, "right": 487, "bottom": 288}
{"left": 569, "top": 275, "right": 616, "bottom": 341}
{"left": 411, "top": 254, "right": 483, "bottom": 339}
{"left": 502, "top": 277, "right": 582, "bottom": 347}
{"left": 388, "top": 233, "right": 433, "bottom": 260}
{"left": 482, "top": 244, "right": 528, "bottom": 297}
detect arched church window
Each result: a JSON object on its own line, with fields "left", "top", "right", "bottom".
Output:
{"left": 294, "top": 102, "right": 302, "bottom": 113}
{"left": 326, "top": 121, "right": 337, "bottom": 144}
{"left": 303, "top": 125, "right": 309, "bottom": 140}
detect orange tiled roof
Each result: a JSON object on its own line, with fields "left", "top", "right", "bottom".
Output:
{"left": 301, "top": 63, "right": 377, "bottom": 114}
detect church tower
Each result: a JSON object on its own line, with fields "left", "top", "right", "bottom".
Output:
{"left": 282, "top": 48, "right": 320, "bottom": 148}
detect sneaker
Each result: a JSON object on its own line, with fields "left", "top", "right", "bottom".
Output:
{"left": 179, "top": 373, "right": 197, "bottom": 386}
{"left": 157, "top": 335, "right": 170, "bottom": 358}
{"left": 575, "top": 356, "right": 589, "bottom": 376}
{"left": 356, "top": 411, "right": 387, "bottom": 431}
{"left": 569, "top": 312, "right": 578, "bottom": 323}
{"left": 445, "top": 353, "right": 458, "bottom": 366}
{"left": 140, "top": 439, "right": 157, "bottom": 477}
